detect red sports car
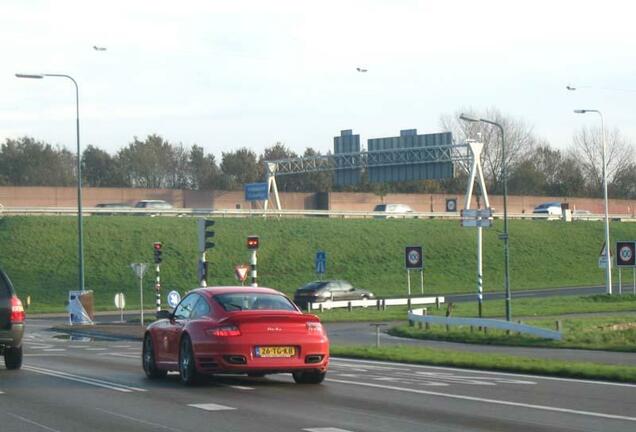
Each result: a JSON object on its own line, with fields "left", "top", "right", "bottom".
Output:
{"left": 142, "top": 286, "right": 329, "bottom": 385}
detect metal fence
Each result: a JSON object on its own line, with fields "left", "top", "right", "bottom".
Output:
{"left": 0, "top": 206, "right": 632, "bottom": 222}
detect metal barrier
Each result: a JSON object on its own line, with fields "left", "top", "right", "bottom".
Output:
{"left": 407, "top": 308, "right": 562, "bottom": 340}
{"left": 0, "top": 206, "right": 632, "bottom": 221}
{"left": 308, "top": 296, "right": 444, "bottom": 311}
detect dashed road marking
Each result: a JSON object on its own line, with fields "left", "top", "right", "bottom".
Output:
{"left": 228, "top": 385, "right": 254, "bottom": 391}
{"left": 303, "top": 428, "right": 355, "bottom": 432}
{"left": 188, "top": 403, "right": 236, "bottom": 411}
{"left": 43, "top": 349, "right": 66, "bottom": 352}
{"left": 327, "top": 378, "right": 636, "bottom": 422}
{"left": 23, "top": 365, "right": 147, "bottom": 393}
{"left": 84, "top": 348, "right": 107, "bottom": 351}
{"left": 7, "top": 412, "right": 62, "bottom": 432}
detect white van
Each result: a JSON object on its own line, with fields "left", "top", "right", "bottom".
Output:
{"left": 373, "top": 203, "right": 415, "bottom": 219}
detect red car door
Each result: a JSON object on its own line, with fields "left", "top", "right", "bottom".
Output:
{"left": 157, "top": 294, "right": 199, "bottom": 366}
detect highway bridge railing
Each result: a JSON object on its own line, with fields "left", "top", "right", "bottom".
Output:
{"left": 407, "top": 308, "right": 562, "bottom": 340}
{"left": 0, "top": 206, "right": 633, "bottom": 222}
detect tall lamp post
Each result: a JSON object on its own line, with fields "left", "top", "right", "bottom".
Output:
{"left": 460, "top": 114, "right": 511, "bottom": 321}
{"left": 574, "top": 109, "right": 612, "bottom": 295}
{"left": 16, "top": 73, "right": 85, "bottom": 292}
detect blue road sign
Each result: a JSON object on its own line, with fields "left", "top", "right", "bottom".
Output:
{"left": 244, "top": 182, "right": 269, "bottom": 201}
{"left": 315, "top": 250, "right": 326, "bottom": 274}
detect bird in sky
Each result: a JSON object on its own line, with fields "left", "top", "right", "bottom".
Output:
{"left": 93, "top": 45, "right": 107, "bottom": 51}
{"left": 356, "top": 67, "right": 368, "bottom": 72}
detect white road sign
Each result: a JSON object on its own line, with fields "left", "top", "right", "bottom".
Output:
{"left": 167, "top": 290, "right": 181, "bottom": 308}
{"left": 114, "top": 292, "right": 126, "bottom": 310}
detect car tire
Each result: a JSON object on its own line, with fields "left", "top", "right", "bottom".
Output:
{"left": 4, "top": 346, "right": 23, "bottom": 370}
{"left": 292, "top": 370, "right": 326, "bottom": 384}
{"left": 142, "top": 334, "right": 167, "bottom": 379}
{"left": 179, "top": 335, "right": 200, "bottom": 386}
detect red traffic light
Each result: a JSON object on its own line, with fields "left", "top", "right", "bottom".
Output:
{"left": 153, "top": 242, "right": 162, "bottom": 250}
{"left": 247, "top": 236, "right": 259, "bottom": 250}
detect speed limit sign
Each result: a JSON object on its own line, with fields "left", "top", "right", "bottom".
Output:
{"left": 405, "top": 246, "right": 423, "bottom": 270}
{"left": 616, "top": 241, "right": 636, "bottom": 267}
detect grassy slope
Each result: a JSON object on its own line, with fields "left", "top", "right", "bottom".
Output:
{"left": 1, "top": 216, "right": 635, "bottom": 311}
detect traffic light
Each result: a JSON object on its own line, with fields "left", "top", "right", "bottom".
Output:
{"left": 153, "top": 242, "right": 163, "bottom": 264}
{"left": 247, "top": 235, "right": 259, "bottom": 250}
{"left": 198, "top": 219, "right": 215, "bottom": 251}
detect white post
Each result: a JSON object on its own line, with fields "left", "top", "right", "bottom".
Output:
{"left": 250, "top": 250, "right": 258, "bottom": 287}
{"left": 420, "top": 270, "right": 424, "bottom": 294}
{"left": 477, "top": 226, "right": 483, "bottom": 317}
{"left": 407, "top": 270, "right": 411, "bottom": 296}
{"left": 633, "top": 267, "right": 635, "bottom": 294}
{"left": 618, "top": 267, "right": 622, "bottom": 295}
{"left": 139, "top": 273, "right": 144, "bottom": 326}
{"left": 600, "top": 113, "right": 612, "bottom": 295}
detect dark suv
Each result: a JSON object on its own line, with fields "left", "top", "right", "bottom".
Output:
{"left": 293, "top": 280, "right": 374, "bottom": 309}
{"left": 0, "top": 269, "right": 25, "bottom": 369}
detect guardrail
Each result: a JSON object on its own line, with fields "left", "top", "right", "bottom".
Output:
{"left": 407, "top": 308, "right": 562, "bottom": 340}
{"left": 308, "top": 296, "right": 445, "bottom": 311}
{"left": 0, "top": 206, "right": 634, "bottom": 221}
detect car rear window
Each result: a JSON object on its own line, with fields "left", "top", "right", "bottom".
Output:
{"left": 215, "top": 293, "right": 296, "bottom": 312}
{"left": 373, "top": 204, "right": 387, "bottom": 211}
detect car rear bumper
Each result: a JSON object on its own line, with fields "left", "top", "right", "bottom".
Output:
{"left": 0, "top": 323, "right": 24, "bottom": 349}
{"left": 193, "top": 337, "right": 329, "bottom": 375}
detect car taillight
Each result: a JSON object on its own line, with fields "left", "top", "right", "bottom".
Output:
{"left": 207, "top": 325, "right": 241, "bottom": 337}
{"left": 10, "top": 296, "right": 25, "bottom": 323}
{"left": 306, "top": 321, "right": 323, "bottom": 334}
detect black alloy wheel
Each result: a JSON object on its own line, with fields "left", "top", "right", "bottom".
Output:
{"left": 142, "top": 334, "right": 166, "bottom": 379}
{"left": 4, "top": 346, "right": 22, "bottom": 370}
{"left": 179, "top": 335, "right": 199, "bottom": 385}
{"left": 292, "top": 370, "right": 326, "bottom": 384}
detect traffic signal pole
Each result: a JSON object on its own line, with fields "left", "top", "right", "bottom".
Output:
{"left": 153, "top": 242, "right": 163, "bottom": 312}
{"left": 250, "top": 250, "right": 258, "bottom": 287}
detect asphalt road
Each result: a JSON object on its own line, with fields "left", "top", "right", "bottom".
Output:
{"left": 0, "top": 319, "right": 634, "bottom": 432}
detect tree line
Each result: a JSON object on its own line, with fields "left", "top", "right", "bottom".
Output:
{"left": 1, "top": 108, "right": 634, "bottom": 199}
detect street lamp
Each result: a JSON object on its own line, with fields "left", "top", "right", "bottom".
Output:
{"left": 574, "top": 109, "right": 612, "bottom": 295}
{"left": 16, "top": 73, "right": 85, "bottom": 292}
{"left": 460, "top": 113, "right": 512, "bottom": 321}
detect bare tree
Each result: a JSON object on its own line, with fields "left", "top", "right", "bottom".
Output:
{"left": 440, "top": 107, "right": 538, "bottom": 191}
{"left": 571, "top": 126, "right": 634, "bottom": 195}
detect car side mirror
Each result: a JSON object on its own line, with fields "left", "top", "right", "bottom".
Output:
{"left": 156, "top": 310, "right": 172, "bottom": 320}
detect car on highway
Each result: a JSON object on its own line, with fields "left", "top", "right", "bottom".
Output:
{"left": 373, "top": 203, "right": 415, "bottom": 218}
{"left": 532, "top": 202, "right": 562, "bottom": 217}
{"left": 94, "top": 202, "right": 132, "bottom": 215}
{"left": 143, "top": 286, "right": 329, "bottom": 385}
{"left": 0, "top": 269, "right": 25, "bottom": 370}
{"left": 293, "top": 280, "right": 374, "bottom": 309}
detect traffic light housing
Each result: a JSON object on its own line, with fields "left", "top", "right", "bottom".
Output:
{"left": 247, "top": 235, "right": 259, "bottom": 250}
{"left": 153, "top": 242, "right": 163, "bottom": 264}
{"left": 198, "top": 219, "right": 215, "bottom": 251}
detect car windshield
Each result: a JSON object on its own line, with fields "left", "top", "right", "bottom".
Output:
{"left": 215, "top": 293, "right": 296, "bottom": 311}
{"left": 373, "top": 204, "right": 387, "bottom": 211}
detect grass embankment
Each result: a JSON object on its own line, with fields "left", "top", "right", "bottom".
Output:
{"left": 330, "top": 345, "right": 636, "bottom": 383}
{"left": 1, "top": 216, "right": 635, "bottom": 312}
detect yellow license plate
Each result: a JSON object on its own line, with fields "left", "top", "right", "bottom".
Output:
{"left": 255, "top": 346, "right": 296, "bottom": 358}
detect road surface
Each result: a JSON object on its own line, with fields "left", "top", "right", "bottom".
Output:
{"left": 0, "top": 318, "right": 634, "bottom": 431}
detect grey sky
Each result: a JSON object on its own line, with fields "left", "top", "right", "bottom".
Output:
{"left": 2, "top": 0, "right": 635, "bottom": 158}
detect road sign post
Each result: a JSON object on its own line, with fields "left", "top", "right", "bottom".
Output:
{"left": 234, "top": 264, "right": 249, "bottom": 286}
{"left": 616, "top": 241, "right": 635, "bottom": 296}
{"left": 130, "top": 263, "right": 148, "bottom": 326}
{"left": 247, "top": 236, "right": 259, "bottom": 287}
{"left": 405, "top": 246, "right": 424, "bottom": 297}
{"left": 114, "top": 292, "right": 125, "bottom": 323}
{"left": 315, "top": 250, "right": 326, "bottom": 279}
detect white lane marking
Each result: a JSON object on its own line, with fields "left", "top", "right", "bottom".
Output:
{"left": 327, "top": 378, "right": 636, "bottom": 422}
{"left": 303, "top": 428, "right": 355, "bottom": 432}
{"left": 96, "top": 408, "right": 187, "bottom": 432}
{"left": 228, "top": 385, "right": 254, "bottom": 390}
{"left": 24, "top": 354, "right": 66, "bottom": 357}
{"left": 43, "top": 349, "right": 66, "bottom": 352}
{"left": 7, "top": 412, "right": 62, "bottom": 432}
{"left": 99, "top": 352, "right": 139, "bottom": 359}
{"left": 112, "top": 345, "right": 133, "bottom": 348}
{"left": 331, "top": 357, "right": 636, "bottom": 388}
{"left": 0, "top": 390, "right": 4, "bottom": 394}
{"left": 188, "top": 403, "right": 236, "bottom": 411}
{"left": 23, "top": 365, "right": 147, "bottom": 393}
{"left": 84, "top": 348, "right": 107, "bottom": 351}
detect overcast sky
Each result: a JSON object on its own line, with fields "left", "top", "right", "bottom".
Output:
{"left": 2, "top": 0, "right": 635, "bottom": 158}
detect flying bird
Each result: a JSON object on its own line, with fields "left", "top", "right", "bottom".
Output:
{"left": 93, "top": 45, "right": 107, "bottom": 51}
{"left": 356, "top": 67, "right": 368, "bottom": 72}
